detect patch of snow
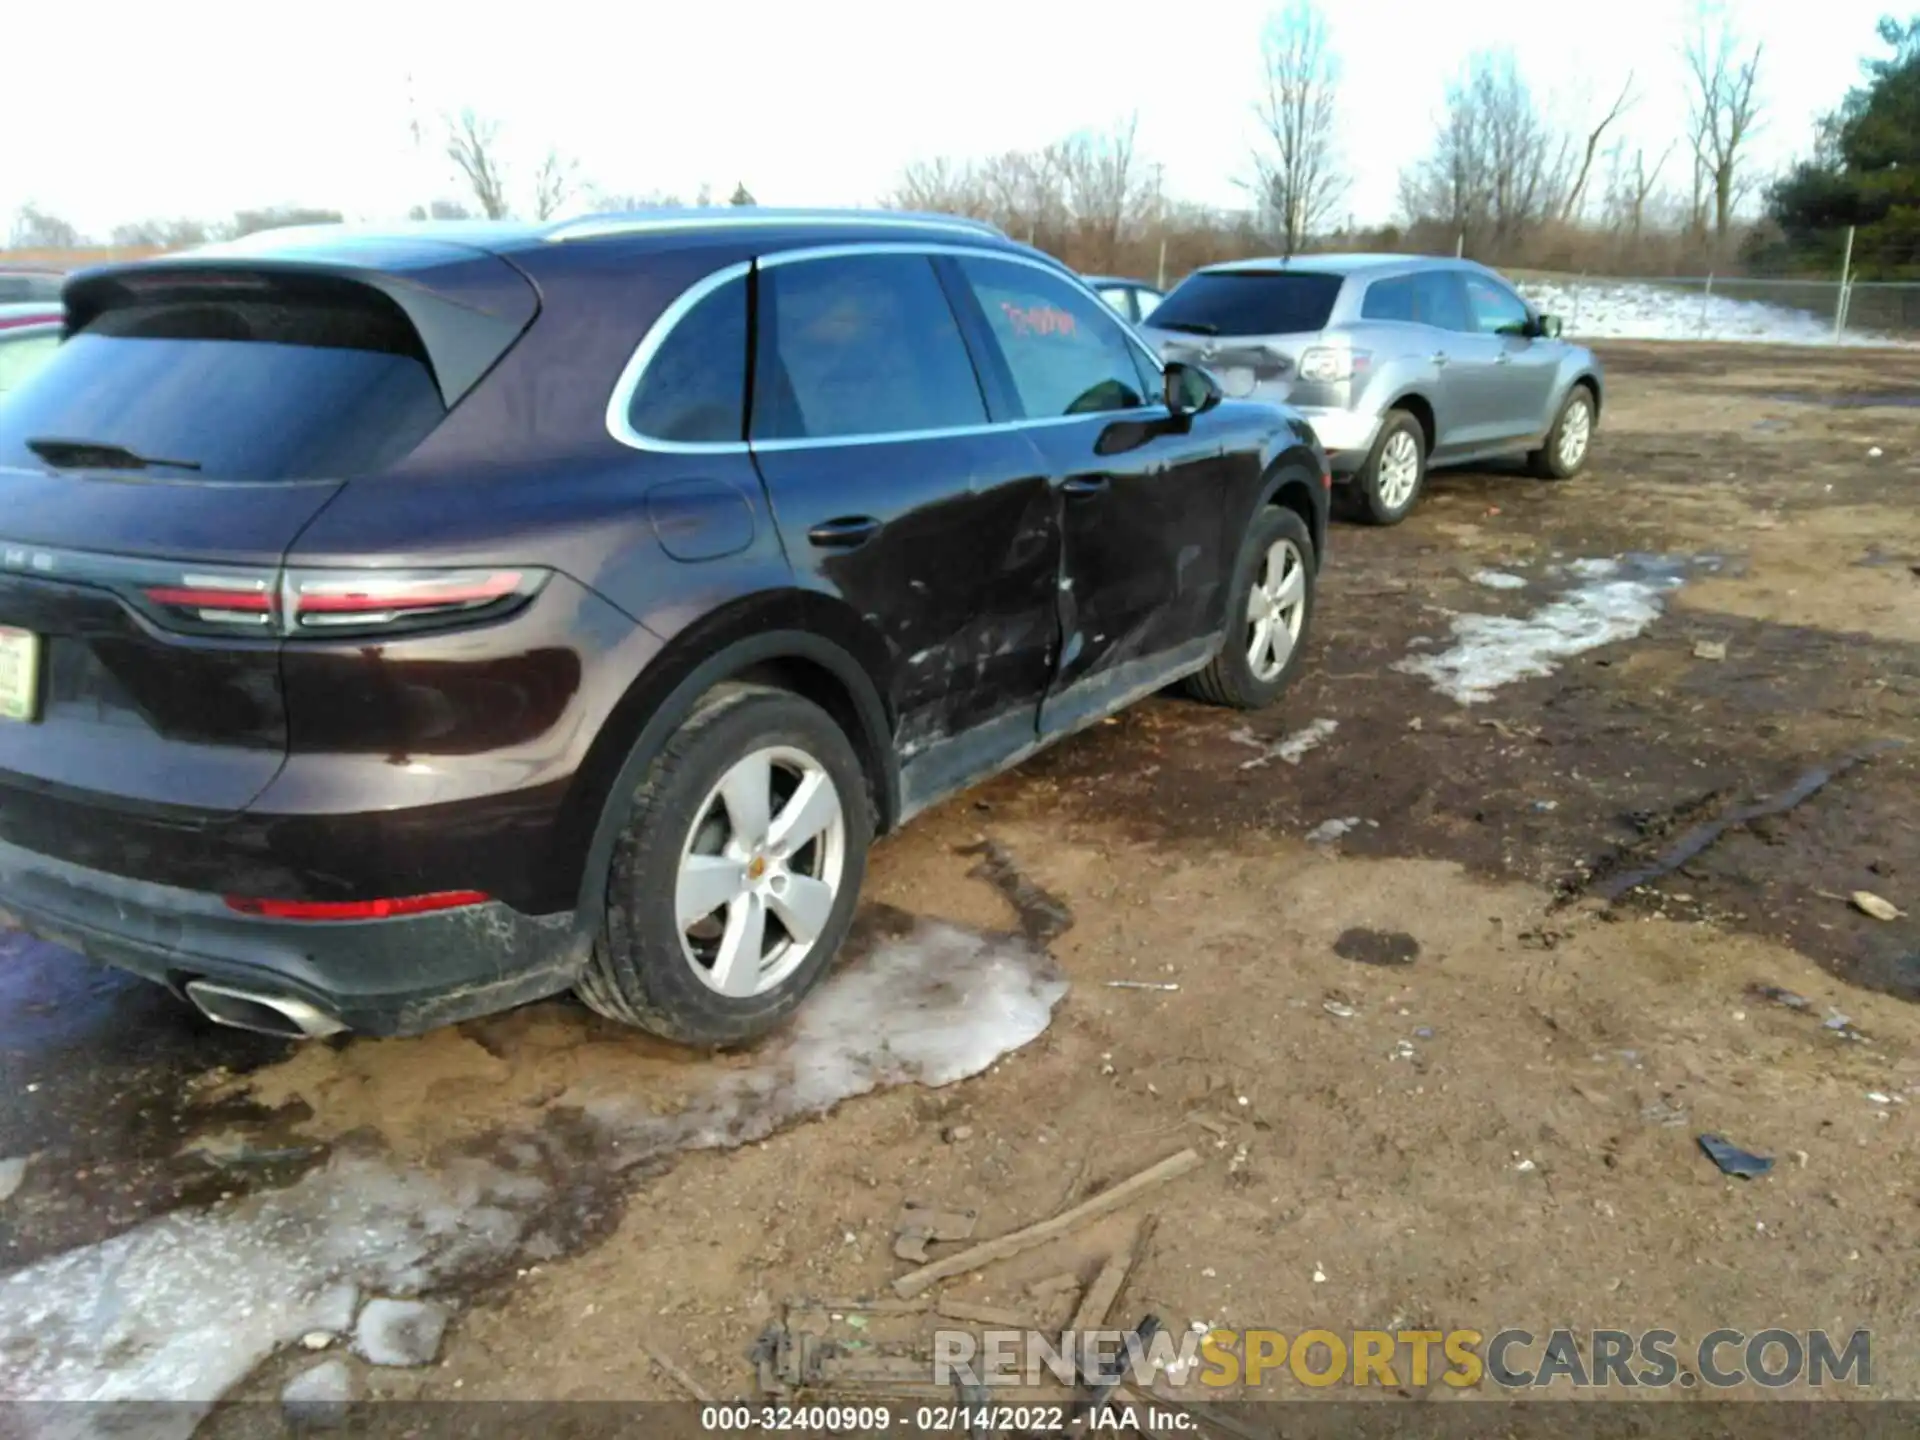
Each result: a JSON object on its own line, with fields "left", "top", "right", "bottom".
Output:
{"left": 1518, "top": 277, "right": 1914, "bottom": 348}
{"left": 1395, "top": 557, "right": 1687, "bottom": 705}
{"left": 1305, "top": 817, "right": 1361, "bottom": 844}
{"left": 1470, "top": 570, "right": 1529, "bottom": 590}
{"left": 1237, "top": 717, "right": 1338, "bottom": 770}
{"left": 0, "top": 925, "right": 1066, "bottom": 1419}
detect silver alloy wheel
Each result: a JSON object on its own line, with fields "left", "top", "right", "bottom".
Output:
{"left": 1557, "top": 397, "right": 1592, "bottom": 469}
{"left": 674, "top": 745, "right": 847, "bottom": 998}
{"left": 1245, "top": 538, "right": 1309, "bottom": 682}
{"left": 1376, "top": 429, "right": 1422, "bottom": 511}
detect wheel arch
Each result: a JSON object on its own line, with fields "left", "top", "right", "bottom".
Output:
{"left": 1254, "top": 448, "right": 1329, "bottom": 567}
{"left": 1569, "top": 369, "right": 1603, "bottom": 416}
{"left": 558, "top": 591, "right": 898, "bottom": 930}
{"left": 1386, "top": 391, "right": 1437, "bottom": 452}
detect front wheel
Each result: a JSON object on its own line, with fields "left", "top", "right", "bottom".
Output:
{"left": 1529, "top": 386, "right": 1595, "bottom": 479}
{"left": 577, "top": 684, "right": 872, "bottom": 1045}
{"left": 1185, "top": 506, "right": 1317, "bottom": 710}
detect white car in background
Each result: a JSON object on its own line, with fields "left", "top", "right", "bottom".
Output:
{"left": 0, "top": 304, "right": 62, "bottom": 399}
{"left": 1084, "top": 275, "right": 1164, "bottom": 326}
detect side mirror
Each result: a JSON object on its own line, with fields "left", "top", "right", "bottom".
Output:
{"left": 1535, "top": 313, "right": 1563, "bottom": 339}
{"left": 1163, "top": 360, "right": 1221, "bottom": 418}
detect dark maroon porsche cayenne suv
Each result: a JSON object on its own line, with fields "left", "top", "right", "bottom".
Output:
{"left": 0, "top": 210, "right": 1329, "bottom": 1044}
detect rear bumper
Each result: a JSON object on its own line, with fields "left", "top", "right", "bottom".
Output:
{"left": 1294, "top": 406, "right": 1383, "bottom": 471}
{"left": 0, "top": 835, "right": 584, "bottom": 1036}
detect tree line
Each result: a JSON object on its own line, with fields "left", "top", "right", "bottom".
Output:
{"left": 11, "top": 9, "right": 1914, "bottom": 281}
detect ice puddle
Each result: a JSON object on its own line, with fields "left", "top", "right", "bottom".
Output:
{"left": 0, "top": 923, "right": 1067, "bottom": 1421}
{"left": 1397, "top": 556, "right": 1705, "bottom": 705}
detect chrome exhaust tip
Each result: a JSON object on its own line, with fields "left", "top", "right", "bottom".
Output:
{"left": 184, "top": 979, "right": 347, "bottom": 1039}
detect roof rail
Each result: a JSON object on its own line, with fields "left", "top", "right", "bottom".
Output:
{"left": 543, "top": 207, "right": 1006, "bottom": 244}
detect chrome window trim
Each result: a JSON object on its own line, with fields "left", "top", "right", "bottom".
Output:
{"left": 605, "top": 241, "right": 1168, "bottom": 455}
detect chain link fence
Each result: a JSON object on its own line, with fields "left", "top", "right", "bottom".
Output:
{"left": 1511, "top": 274, "right": 1920, "bottom": 347}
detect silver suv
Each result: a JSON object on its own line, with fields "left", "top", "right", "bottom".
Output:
{"left": 1140, "top": 255, "right": 1603, "bottom": 525}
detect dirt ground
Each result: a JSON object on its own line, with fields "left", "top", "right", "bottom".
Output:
{"left": 3, "top": 341, "right": 1918, "bottom": 1420}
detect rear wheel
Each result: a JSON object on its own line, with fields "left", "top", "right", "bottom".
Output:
{"left": 1350, "top": 409, "right": 1427, "bottom": 525}
{"left": 577, "top": 684, "right": 872, "bottom": 1045}
{"left": 1185, "top": 506, "right": 1316, "bottom": 710}
{"left": 1529, "top": 386, "right": 1595, "bottom": 480}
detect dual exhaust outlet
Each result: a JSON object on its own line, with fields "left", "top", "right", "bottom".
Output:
{"left": 184, "top": 978, "right": 347, "bottom": 1039}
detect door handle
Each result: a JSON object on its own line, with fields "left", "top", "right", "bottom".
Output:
{"left": 1062, "top": 474, "right": 1112, "bottom": 498}
{"left": 1431, "top": 352, "right": 1450, "bottom": 367}
{"left": 806, "top": 516, "right": 881, "bottom": 548}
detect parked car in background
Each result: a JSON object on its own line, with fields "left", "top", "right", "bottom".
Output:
{"left": 0, "top": 210, "right": 1328, "bottom": 1046}
{"left": 0, "top": 305, "right": 62, "bottom": 400}
{"left": 1140, "top": 255, "right": 1602, "bottom": 525}
{"left": 0, "top": 268, "right": 65, "bottom": 304}
{"left": 1085, "top": 275, "right": 1163, "bottom": 326}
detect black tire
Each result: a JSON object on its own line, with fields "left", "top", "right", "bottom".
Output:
{"left": 1529, "top": 385, "right": 1596, "bottom": 480}
{"left": 1184, "top": 505, "right": 1317, "bottom": 710}
{"left": 576, "top": 683, "right": 873, "bottom": 1046}
{"left": 1349, "top": 408, "right": 1428, "bottom": 526}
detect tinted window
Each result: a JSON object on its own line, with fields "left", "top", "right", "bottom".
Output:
{"left": 752, "top": 255, "right": 986, "bottom": 441}
{"left": 1413, "top": 271, "right": 1474, "bottom": 333}
{"left": 1464, "top": 273, "right": 1532, "bottom": 336}
{"left": 629, "top": 274, "right": 747, "bottom": 442}
{"left": 0, "top": 286, "right": 446, "bottom": 481}
{"left": 0, "top": 330, "right": 59, "bottom": 397}
{"left": 957, "top": 256, "right": 1152, "bottom": 419}
{"left": 1146, "top": 270, "right": 1344, "bottom": 337}
{"left": 1361, "top": 275, "right": 1418, "bottom": 323}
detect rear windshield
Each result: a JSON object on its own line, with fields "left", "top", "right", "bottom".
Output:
{"left": 0, "top": 281, "right": 446, "bottom": 482}
{"left": 1147, "top": 271, "right": 1345, "bottom": 337}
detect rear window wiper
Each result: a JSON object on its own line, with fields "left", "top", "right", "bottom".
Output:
{"left": 1154, "top": 321, "right": 1219, "bottom": 335}
{"left": 25, "top": 437, "right": 203, "bottom": 472}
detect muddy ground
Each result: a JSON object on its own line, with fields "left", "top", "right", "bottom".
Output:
{"left": 0, "top": 341, "right": 1916, "bottom": 1421}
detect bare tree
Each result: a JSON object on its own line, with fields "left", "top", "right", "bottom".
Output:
{"left": 226, "top": 207, "right": 343, "bottom": 238}
{"left": 10, "top": 205, "right": 82, "bottom": 249}
{"left": 1060, "top": 116, "right": 1162, "bottom": 270}
{"left": 1559, "top": 74, "right": 1636, "bottom": 222}
{"left": 532, "top": 149, "right": 579, "bottom": 221}
{"left": 446, "top": 110, "right": 512, "bottom": 220}
{"left": 1398, "top": 50, "right": 1567, "bottom": 256}
{"left": 728, "top": 183, "right": 757, "bottom": 206}
{"left": 1250, "top": 0, "right": 1346, "bottom": 253}
{"left": 109, "top": 217, "right": 210, "bottom": 249}
{"left": 407, "top": 200, "right": 474, "bottom": 221}
{"left": 1683, "top": 4, "right": 1764, "bottom": 240}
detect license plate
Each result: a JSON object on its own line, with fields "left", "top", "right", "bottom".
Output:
{"left": 0, "top": 626, "right": 42, "bottom": 723}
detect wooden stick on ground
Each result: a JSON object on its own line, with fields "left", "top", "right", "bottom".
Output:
{"left": 892, "top": 1149, "right": 1201, "bottom": 1298}
{"left": 1068, "top": 1233, "right": 1139, "bottom": 1333}
{"left": 643, "top": 1343, "right": 716, "bottom": 1403}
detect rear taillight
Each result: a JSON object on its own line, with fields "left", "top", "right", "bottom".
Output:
{"left": 135, "top": 566, "right": 547, "bottom": 638}
{"left": 224, "top": 889, "right": 491, "bottom": 921}
{"left": 1298, "top": 347, "right": 1370, "bottom": 383}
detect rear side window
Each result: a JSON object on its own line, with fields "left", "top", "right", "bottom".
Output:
{"left": 0, "top": 281, "right": 446, "bottom": 481}
{"left": 628, "top": 274, "right": 747, "bottom": 443}
{"left": 0, "top": 330, "right": 59, "bottom": 397}
{"left": 955, "top": 256, "right": 1155, "bottom": 419}
{"left": 1413, "top": 272, "right": 1474, "bottom": 332}
{"left": 1361, "top": 276, "right": 1418, "bottom": 322}
{"left": 1147, "top": 271, "right": 1344, "bottom": 337}
{"left": 752, "top": 255, "right": 986, "bottom": 442}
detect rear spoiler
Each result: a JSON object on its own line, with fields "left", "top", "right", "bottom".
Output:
{"left": 62, "top": 236, "right": 540, "bottom": 410}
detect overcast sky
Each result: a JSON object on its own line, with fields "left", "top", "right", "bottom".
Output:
{"left": 1, "top": 0, "right": 1894, "bottom": 237}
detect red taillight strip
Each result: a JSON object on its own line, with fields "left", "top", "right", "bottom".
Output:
{"left": 0, "top": 313, "right": 59, "bottom": 331}
{"left": 223, "top": 890, "right": 491, "bottom": 922}
{"left": 143, "top": 586, "right": 274, "bottom": 612}
{"left": 291, "top": 571, "right": 524, "bottom": 614}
